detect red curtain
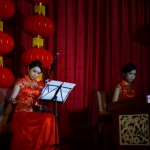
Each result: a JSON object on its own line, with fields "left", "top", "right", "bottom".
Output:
{"left": 47, "top": 0, "right": 150, "bottom": 137}
{"left": 5, "top": 0, "right": 150, "bottom": 138}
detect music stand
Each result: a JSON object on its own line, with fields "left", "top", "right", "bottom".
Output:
{"left": 38, "top": 80, "right": 76, "bottom": 150}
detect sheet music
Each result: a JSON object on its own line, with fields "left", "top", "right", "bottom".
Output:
{"left": 38, "top": 80, "right": 76, "bottom": 103}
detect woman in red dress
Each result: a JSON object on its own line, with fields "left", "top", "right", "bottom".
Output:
{"left": 112, "top": 63, "right": 137, "bottom": 102}
{"left": 9, "top": 60, "right": 55, "bottom": 150}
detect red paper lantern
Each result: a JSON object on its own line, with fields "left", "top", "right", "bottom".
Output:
{"left": 27, "top": 0, "right": 53, "bottom": 4}
{"left": 0, "top": 66, "right": 14, "bottom": 88}
{"left": 22, "top": 48, "right": 53, "bottom": 68}
{"left": 0, "top": 31, "right": 14, "bottom": 54}
{"left": 0, "top": 0, "right": 14, "bottom": 20}
{"left": 24, "top": 15, "right": 54, "bottom": 37}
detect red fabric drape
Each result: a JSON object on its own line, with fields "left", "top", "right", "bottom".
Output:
{"left": 6, "top": 0, "right": 150, "bottom": 139}
{"left": 11, "top": 112, "right": 55, "bottom": 150}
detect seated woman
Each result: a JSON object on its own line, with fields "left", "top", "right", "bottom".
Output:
{"left": 9, "top": 60, "right": 55, "bottom": 150}
{"left": 112, "top": 63, "right": 137, "bottom": 102}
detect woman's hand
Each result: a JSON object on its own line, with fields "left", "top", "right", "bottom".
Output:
{"left": 45, "top": 79, "right": 49, "bottom": 84}
{"left": 8, "top": 98, "right": 17, "bottom": 104}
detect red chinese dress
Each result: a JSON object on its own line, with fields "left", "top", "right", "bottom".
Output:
{"left": 11, "top": 75, "right": 56, "bottom": 150}
{"left": 116, "top": 80, "right": 136, "bottom": 101}
{"left": 15, "top": 75, "right": 44, "bottom": 112}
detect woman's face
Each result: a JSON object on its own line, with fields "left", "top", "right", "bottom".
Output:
{"left": 124, "top": 69, "right": 136, "bottom": 83}
{"left": 28, "top": 67, "right": 41, "bottom": 80}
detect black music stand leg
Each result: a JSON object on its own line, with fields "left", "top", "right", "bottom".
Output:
{"left": 49, "top": 97, "right": 61, "bottom": 150}
{"left": 44, "top": 101, "right": 48, "bottom": 112}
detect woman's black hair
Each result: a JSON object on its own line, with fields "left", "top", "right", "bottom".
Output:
{"left": 29, "top": 60, "right": 43, "bottom": 72}
{"left": 122, "top": 63, "right": 137, "bottom": 73}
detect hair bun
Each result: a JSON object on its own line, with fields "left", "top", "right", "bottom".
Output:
{"left": 122, "top": 63, "right": 136, "bottom": 73}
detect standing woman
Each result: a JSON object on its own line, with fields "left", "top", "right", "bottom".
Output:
{"left": 9, "top": 60, "right": 55, "bottom": 150}
{"left": 112, "top": 63, "right": 137, "bottom": 102}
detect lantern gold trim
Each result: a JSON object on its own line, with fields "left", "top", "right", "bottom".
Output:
{"left": 0, "top": 55, "right": 3, "bottom": 66}
{"left": 0, "top": 21, "right": 3, "bottom": 32}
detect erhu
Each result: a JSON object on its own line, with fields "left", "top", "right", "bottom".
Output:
{"left": 47, "top": 53, "right": 59, "bottom": 81}
{"left": 42, "top": 53, "right": 59, "bottom": 112}
{"left": 33, "top": 53, "right": 59, "bottom": 112}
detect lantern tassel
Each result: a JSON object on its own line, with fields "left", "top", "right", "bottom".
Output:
{"left": 36, "top": 72, "right": 43, "bottom": 81}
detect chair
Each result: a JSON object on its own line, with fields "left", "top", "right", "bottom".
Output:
{"left": 97, "top": 91, "right": 112, "bottom": 132}
{"left": 97, "top": 91, "right": 113, "bottom": 149}
{"left": 0, "top": 88, "right": 12, "bottom": 150}
{"left": 0, "top": 88, "right": 13, "bottom": 132}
